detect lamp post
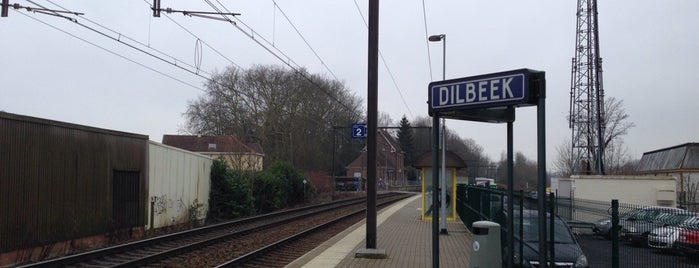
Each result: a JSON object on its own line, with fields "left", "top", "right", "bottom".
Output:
{"left": 428, "top": 34, "right": 448, "bottom": 235}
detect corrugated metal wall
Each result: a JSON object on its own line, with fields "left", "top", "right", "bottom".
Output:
{"left": 0, "top": 112, "right": 147, "bottom": 253}
{"left": 147, "top": 142, "right": 211, "bottom": 230}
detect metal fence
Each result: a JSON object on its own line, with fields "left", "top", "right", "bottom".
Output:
{"left": 456, "top": 185, "right": 699, "bottom": 267}
{"left": 456, "top": 185, "right": 582, "bottom": 268}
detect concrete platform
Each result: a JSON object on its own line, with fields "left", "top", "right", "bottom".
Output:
{"left": 287, "top": 194, "right": 472, "bottom": 267}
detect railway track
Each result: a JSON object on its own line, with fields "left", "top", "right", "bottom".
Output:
{"left": 20, "top": 192, "right": 411, "bottom": 268}
{"left": 217, "top": 193, "right": 409, "bottom": 267}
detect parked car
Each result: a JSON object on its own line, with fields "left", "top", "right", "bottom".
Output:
{"left": 675, "top": 228, "right": 699, "bottom": 259}
{"left": 496, "top": 209, "right": 589, "bottom": 268}
{"left": 594, "top": 206, "right": 685, "bottom": 240}
{"left": 647, "top": 213, "right": 699, "bottom": 251}
{"left": 621, "top": 209, "right": 692, "bottom": 246}
{"left": 593, "top": 218, "right": 614, "bottom": 239}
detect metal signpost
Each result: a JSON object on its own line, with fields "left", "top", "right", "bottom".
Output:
{"left": 428, "top": 69, "right": 545, "bottom": 268}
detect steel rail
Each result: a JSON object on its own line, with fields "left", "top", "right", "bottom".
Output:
{"left": 19, "top": 193, "right": 399, "bottom": 268}
{"left": 217, "top": 194, "right": 411, "bottom": 267}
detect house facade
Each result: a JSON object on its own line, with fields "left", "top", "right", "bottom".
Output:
{"left": 345, "top": 130, "right": 405, "bottom": 187}
{"left": 163, "top": 135, "right": 264, "bottom": 171}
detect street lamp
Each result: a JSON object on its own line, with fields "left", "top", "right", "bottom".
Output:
{"left": 428, "top": 33, "right": 448, "bottom": 235}
{"left": 428, "top": 34, "right": 445, "bottom": 81}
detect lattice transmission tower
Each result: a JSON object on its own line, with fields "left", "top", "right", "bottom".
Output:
{"left": 569, "top": 0, "right": 605, "bottom": 175}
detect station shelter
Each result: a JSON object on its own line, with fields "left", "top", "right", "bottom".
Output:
{"left": 413, "top": 151, "right": 466, "bottom": 221}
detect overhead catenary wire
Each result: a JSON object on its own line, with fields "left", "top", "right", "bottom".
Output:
{"left": 37, "top": 0, "right": 362, "bottom": 122}
{"left": 205, "top": 0, "right": 359, "bottom": 114}
{"left": 25, "top": 1, "right": 254, "bottom": 105}
{"left": 44, "top": 0, "right": 216, "bottom": 78}
{"left": 421, "top": 0, "right": 434, "bottom": 81}
{"left": 14, "top": 10, "right": 206, "bottom": 93}
{"left": 208, "top": 0, "right": 302, "bottom": 71}
{"left": 159, "top": 12, "right": 242, "bottom": 69}
{"left": 14, "top": 3, "right": 329, "bottom": 137}
{"left": 18, "top": 1, "right": 342, "bottom": 133}
{"left": 351, "top": 0, "right": 414, "bottom": 121}
{"left": 46, "top": 0, "right": 254, "bottom": 102}
{"left": 52, "top": 1, "right": 354, "bottom": 128}
{"left": 270, "top": 0, "right": 340, "bottom": 82}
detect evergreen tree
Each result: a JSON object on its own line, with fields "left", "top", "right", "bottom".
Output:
{"left": 208, "top": 158, "right": 255, "bottom": 220}
{"left": 397, "top": 115, "right": 415, "bottom": 166}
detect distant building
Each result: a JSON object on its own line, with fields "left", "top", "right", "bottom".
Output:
{"left": 345, "top": 130, "right": 405, "bottom": 186}
{"left": 162, "top": 135, "right": 264, "bottom": 171}
{"left": 637, "top": 142, "right": 699, "bottom": 206}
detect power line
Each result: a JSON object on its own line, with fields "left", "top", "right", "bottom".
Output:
{"left": 178, "top": 0, "right": 361, "bottom": 132}
{"left": 45, "top": 0, "right": 216, "bottom": 77}
{"left": 17, "top": 1, "right": 266, "bottom": 119}
{"left": 202, "top": 0, "right": 359, "bottom": 114}
{"left": 137, "top": 0, "right": 244, "bottom": 70}
{"left": 14, "top": 10, "right": 206, "bottom": 92}
{"left": 46, "top": 0, "right": 262, "bottom": 105}
{"left": 44, "top": 0, "right": 361, "bottom": 121}
{"left": 19, "top": 2, "right": 253, "bottom": 103}
{"left": 159, "top": 10, "right": 242, "bottom": 69}
{"left": 209, "top": 0, "right": 303, "bottom": 71}
{"left": 421, "top": 0, "right": 434, "bottom": 81}
{"left": 271, "top": 0, "right": 340, "bottom": 82}
{"left": 351, "top": 0, "right": 414, "bottom": 120}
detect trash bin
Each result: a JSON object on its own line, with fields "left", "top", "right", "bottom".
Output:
{"left": 469, "top": 220, "right": 502, "bottom": 268}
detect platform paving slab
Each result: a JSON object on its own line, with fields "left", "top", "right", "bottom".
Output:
{"left": 288, "top": 194, "right": 472, "bottom": 268}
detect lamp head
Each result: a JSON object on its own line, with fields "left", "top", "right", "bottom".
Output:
{"left": 428, "top": 34, "right": 445, "bottom": 42}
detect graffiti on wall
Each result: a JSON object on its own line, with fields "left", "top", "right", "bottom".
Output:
{"left": 151, "top": 195, "right": 192, "bottom": 214}
{"left": 152, "top": 195, "right": 168, "bottom": 215}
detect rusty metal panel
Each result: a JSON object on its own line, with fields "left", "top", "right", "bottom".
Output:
{"left": 0, "top": 112, "right": 148, "bottom": 253}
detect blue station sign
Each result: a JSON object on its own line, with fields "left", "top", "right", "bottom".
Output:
{"left": 429, "top": 69, "right": 537, "bottom": 113}
{"left": 351, "top": 123, "right": 367, "bottom": 139}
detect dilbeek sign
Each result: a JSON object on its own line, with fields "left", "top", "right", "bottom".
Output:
{"left": 429, "top": 69, "right": 540, "bottom": 113}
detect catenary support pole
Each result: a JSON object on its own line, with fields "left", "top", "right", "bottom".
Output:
{"left": 365, "top": 0, "right": 379, "bottom": 249}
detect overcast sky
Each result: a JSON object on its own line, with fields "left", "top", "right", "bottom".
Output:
{"left": 1, "top": 0, "right": 697, "bottom": 167}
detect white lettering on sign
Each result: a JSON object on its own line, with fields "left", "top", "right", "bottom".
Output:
{"left": 478, "top": 81, "right": 488, "bottom": 101}
{"left": 439, "top": 86, "right": 449, "bottom": 105}
{"left": 503, "top": 77, "right": 514, "bottom": 99}
{"left": 490, "top": 79, "right": 500, "bottom": 100}
{"left": 466, "top": 83, "right": 476, "bottom": 102}
{"left": 431, "top": 75, "right": 523, "bottom": 109}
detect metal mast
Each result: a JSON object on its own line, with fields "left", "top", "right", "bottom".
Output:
{"left": 569, "top": 0, "right": 605, "bottom": 175}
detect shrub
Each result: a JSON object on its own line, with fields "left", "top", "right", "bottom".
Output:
{"left": 208, "top": 158, "right": 254, "bottom": 220}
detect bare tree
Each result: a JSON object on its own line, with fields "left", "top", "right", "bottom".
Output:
{"left": 602, "top": 97, "right": 636, "bottom": 149}
{"left": 603, "top": 140, "right": 635, "bottom": 174}
{"left": 184, "top": 65, "right": 364, "bottom": 172}
{"left": 683, "top": 176, "right": 699, "bottom": 206}
{"left": 377, "top": 111, "right": 394, "bottom": 128}
{"left": 494, "top": 152, "right": 538, "bottom": 190}
{"left": 559, "top": 96, "right": 636, "bottom": 176}
{"left": 554, "top": 139, "right": 575, "bottom": 177}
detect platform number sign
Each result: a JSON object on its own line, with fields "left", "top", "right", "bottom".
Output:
{"left": 351, "top": 123, "right": 367, "bottom": 139}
